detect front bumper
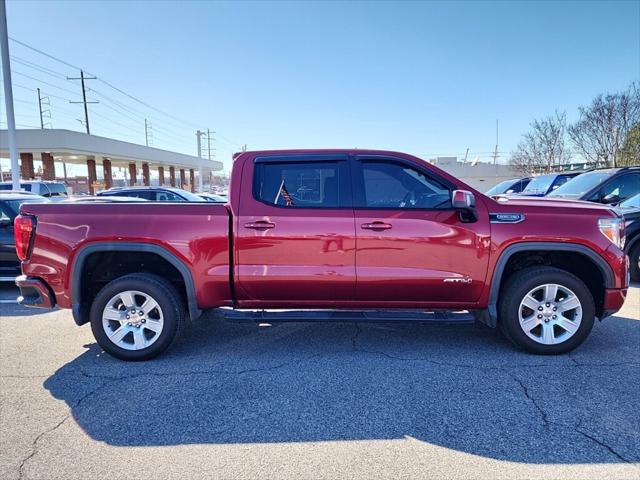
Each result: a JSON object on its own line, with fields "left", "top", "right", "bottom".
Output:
{"left": 15, "top": 275, "right": 55, "bottom": 309}
{"left": 601, "top": 288, "right": 628, "bottom": 319}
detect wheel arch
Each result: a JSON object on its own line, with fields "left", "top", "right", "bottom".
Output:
{"left": 625, "top": 231, "right": 640, "bottom": 255}
{"left": 70, "top": 242, "right": 201, "bottom": 326}
{"left": 485, "top": 242, "right": 614, "bottom": 327}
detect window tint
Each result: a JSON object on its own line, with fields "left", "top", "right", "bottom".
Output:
{"left": 0, "top": 184, "right": 31, "bottom": 192}
{"left": 357, "top": 161, "right": 451, "bottom": 209}
{"left": 550, "top": 175, "right": 572, "bottom": 191}
{"left": 513, "top": 179, "right": 531, "bottom": 193}
{"left": 253, "top": 161, "right": 348, "bottom": 208}
{"left": 48, "top": 184, "right": 68, "bottom": 196}
{"left": 594, "top": 174, "right": 640, "bottom": 203}
{"left": 156, "top": 191, "right": 184, "bottom": 202}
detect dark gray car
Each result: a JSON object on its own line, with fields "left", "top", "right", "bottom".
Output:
{"left": 0, "top": 192, "right": 49, "bottom": 281}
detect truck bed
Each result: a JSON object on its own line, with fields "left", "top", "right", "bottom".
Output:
{"left": 19, "top": 201, "right": 232, "bottom": 312}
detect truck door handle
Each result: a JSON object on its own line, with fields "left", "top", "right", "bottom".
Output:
{"left": 361, "top": 221, "right": 392, "bottom": 230}
{"left": 244, "top": 221, "right": 276, "bottom": 230}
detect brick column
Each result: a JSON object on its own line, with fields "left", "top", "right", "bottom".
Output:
{"left": 20, "top": 153, "right": 35, "bottom": 179}
{"left": 102, "top": 159, "right": 113, "bottom": 189}
{"left": 87, "top": 158, "right": 97, "bottom": 195}
{"left": 142, "top": 163, "right": 150, "bottom": 186}
{"left": 169, "top": 166, "right": 176, "bottom": 187}
{"left": 189, "top": 169, "right": 195, "bottom": 193}
{"left": 41, "top": 152, "right": 56, "bottom": 180}
{"left": 128, "top": 163, "right": 137, "bottom": 186}
{"left": 179, "top": 169, "right": 186, "bottom": 189}
{"left": 158, "top": 166, "right": 165, "bottom": 186}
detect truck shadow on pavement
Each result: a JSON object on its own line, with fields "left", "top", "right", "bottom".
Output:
{"left": 44, "top": 312, "right": 640, "bottom": 464}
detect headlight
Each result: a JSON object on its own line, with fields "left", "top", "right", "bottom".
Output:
{"left": 598, "top": 217, "right": 625, "bottom": 250}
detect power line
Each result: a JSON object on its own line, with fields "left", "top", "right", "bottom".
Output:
{"left": 8, "top": 36, "right": 244, "bottom": 149}
{"left": 13, "top": 70, "right": 78, "bottom": 96}
{"left": 10, "top": 55, "right": 68, "bottom": 80}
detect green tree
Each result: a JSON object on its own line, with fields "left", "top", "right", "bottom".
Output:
{"left": 617, "top": 123, "right": 640, "bottom": 166}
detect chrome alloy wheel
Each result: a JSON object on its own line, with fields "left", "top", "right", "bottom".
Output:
{"left": 518, "top": 283, "right": 582, "bottom": 345}
{"left": 101, "top": 290, "right": 164, "bottom": 351}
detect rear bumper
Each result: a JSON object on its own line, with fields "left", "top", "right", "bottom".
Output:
{"left": 601, "top": 288, "right": 628, "bottom": 319}
{"left": 15, "top": 275, "right": 55, "bottom": 309}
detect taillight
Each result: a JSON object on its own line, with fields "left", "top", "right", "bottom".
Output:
{"left": 14, "top": 215, "right": 36, "bottom": 261}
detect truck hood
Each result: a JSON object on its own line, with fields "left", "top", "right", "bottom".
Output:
{"left": 489, "top": 195, "right": 616, "bottom": 213}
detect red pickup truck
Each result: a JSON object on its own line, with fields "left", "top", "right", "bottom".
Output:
{"left": 14, "top": 150, "right": 628, "bottom": 360}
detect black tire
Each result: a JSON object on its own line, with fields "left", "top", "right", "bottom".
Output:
{"left": 90, "top": 273, "right": 185, "bottom": 361}
{"left": 498, "top": 266, "right": 595, "bottom": 355}
{"left": 629, "top": 242, "right": 640, "bottom": 283}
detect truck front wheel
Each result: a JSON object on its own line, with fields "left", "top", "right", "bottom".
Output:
{"left": 89, "top": 273, "right": 185, "bottom": 361}
{"left": 498, "top": 266, "right": 595, "bottom": 355}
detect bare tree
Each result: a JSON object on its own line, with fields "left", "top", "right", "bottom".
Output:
{"left": 510, "top": 111, "right": 572, "bottom": 175}
{"left": 568, "top": 82, "right": 640, "bottom": 168}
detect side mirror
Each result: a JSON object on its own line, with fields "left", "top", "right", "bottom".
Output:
{"left": 0, "top": 218, "right": 11, "bottom": 228}
{"left": 602, "top": 194, "right": 620, "bottom": 205}
{"left": 452, "top": 190, "right": 476, "bottom": 209}
{"left": 451, "top": 190, "right": 478, "bottom": 223}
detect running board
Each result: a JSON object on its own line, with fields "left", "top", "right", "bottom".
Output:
{"left": 219, "top": 309, "right": 475, "bottom": 324}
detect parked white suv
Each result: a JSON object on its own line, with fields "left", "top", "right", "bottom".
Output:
{"left": 0, "top": 181, "right": 68, "bottom": 199}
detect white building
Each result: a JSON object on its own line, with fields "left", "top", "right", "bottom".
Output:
{"left": 429, "top": 157, "right": 520, "bottom": 192}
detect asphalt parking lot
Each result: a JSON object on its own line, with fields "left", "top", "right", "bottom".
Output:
{"left": 0, "top": 285, "right": 638, "bottom": 480}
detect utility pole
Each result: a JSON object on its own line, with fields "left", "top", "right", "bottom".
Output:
{"left": 462, "top": 147, "right": 469, "bottom": 165}
{"left": 491, "top": 120, "right": 500, "bottom": 182}
{"left": 206, "top": 128, "right": 216, "bottom": 160}
{"left": 491, "top": 120, "right": 500, "bottom": 165}
{"left": 144, "top": 119, "right": 153, "bottom": 147}
{"left": 68, "top": 70, "right": 97, "bottom": 134}
{"left": 37, "top": 88, "right": 51, "bottom": 129}
{"left": 1, "top": 0, "right": 20, "bottom": 190}
{"left": 196, "top": 130, "right": 205, "bottom": 193}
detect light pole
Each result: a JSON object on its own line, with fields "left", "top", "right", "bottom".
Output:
{"left": 0, "top": 0, "right": 20, "bottom": 190}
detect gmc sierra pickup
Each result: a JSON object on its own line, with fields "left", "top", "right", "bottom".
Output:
{"left": 15, "top": 150, "right": 628, "bottom": 360}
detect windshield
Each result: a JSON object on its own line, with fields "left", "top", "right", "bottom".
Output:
{"left": 522, "top": 175, "right": 555, "bottom": 194}
{"left": 176, "top": 190, "right": 207, "bottom": 202}
{"left": 486, "top": 179, "right": 515, "bottom": 196}
{"left": 619, "top": 193, "right": 640, "bottom": 209}
{"left": 547, "top": 171, "right": 614, "bottom": 198}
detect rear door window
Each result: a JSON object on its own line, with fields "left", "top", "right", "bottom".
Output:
{"left": 253, "top": 160, "right": 350, "bottom": 208}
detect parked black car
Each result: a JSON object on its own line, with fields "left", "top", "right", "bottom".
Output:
{"left": 485, "top": 177, "right": 531, "bottom": 196}
{"left": 0, "top": 192, "right": 49, "bottom": 281}
{"left": 97, "top": 186, "right": 204, "bottom": 202}
{"left": 617, "top": 193, "right": 640, "bottom": 282}
{"left": 547, "top": 166, "right": 640, "bottom": 205}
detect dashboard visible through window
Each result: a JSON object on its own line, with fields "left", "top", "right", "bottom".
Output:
{"left": 356, "top": 161, "right": 452, "bottom": 209}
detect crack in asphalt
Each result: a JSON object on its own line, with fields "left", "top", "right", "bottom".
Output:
{"left": 509, "top": 374, "right": 551, "bottom": 429}
{"left": 17, "top": 376, "right": 117, "bottom": 480}
{"left": 11, "top": 322, "right": 639, "bottom": 475}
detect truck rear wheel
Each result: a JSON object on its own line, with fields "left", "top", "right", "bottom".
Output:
{"left": 89, "top": 273, "right": 184, "bottom": 361}
{"left": 498, "top": 266, "right": 595, "bottom": 355}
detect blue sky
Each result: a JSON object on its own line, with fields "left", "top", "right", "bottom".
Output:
{"left": 2, "top": 0, "right": 639, "bottom": 173}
